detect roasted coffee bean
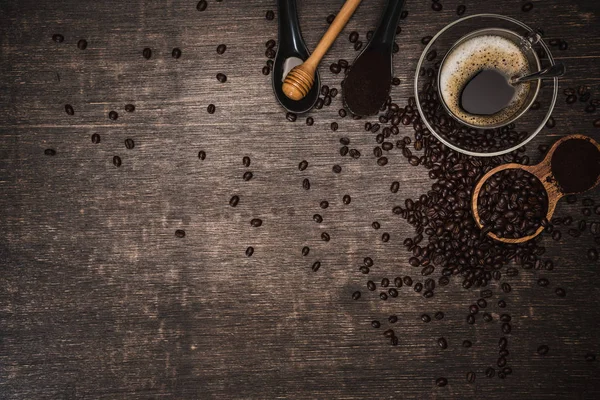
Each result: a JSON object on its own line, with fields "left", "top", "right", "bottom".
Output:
{"left": 330, "top": 122, "right": 338, "bottom": 132}
{"left": 216, "top": 44, "right": 228, "bottom": 55}
{"left": 466, "top": 315, "right": 475, "bottom": 325}
{"left": 265, "top": 10, "right": 274, "bottom": 20}
{"left": 566, "top": 95, "right": 577, "bottom": 104}
{"left": 52, "top": 34, "right": 64, "bottom": 43}
{"left": 354, "top": 41, "right": 363, "bottom": 51}
{"left": 588, "top": 248, "right": 599, "bottom": 261}
{"left": 142, "top": 48, "right": 152, "bottom": 59}
{"left": 216, "top": 73, "right": 227, "bottom": 83}
{"left": 326, "top": 14, "right": 335, "bottom": 23}
{"left": 457, "top": 5, "right": 466, "bottom": 15}
{"left": 390, "top": 181, "right": 400, "bottom": 193}
{"left": 197, "top": 1, "right": 208, "bottom": 11}
{"left": 559, "top": 41, "right": 568, "bottom": 50}
{"left": 343, "top": 194, "right": 351, "bottom": 205}
{"left": 400, "top": 10, "right": 408, "bottom": 19}
{"left": 311, "top": 261, "right": 321, "bottom": 272}
{"left": 265, "top": 48, "right": 276, "bottom": 58}
{"left": 381, "top": 232, "right": 390, "bottom": 242}
{"left": 302, "top": 246, "right": 310, "bottom": 256}
{"left": 466, "top": 371, "right": 475, "bottom": 383}
{"left": 463, "top": 340, "right": 472, "bottom": 348}
{"left": 482, "top": 313, "right": 493, "bottom": 322}
{"left": 65, "top": 104, "right": 74, "bottom": 115}
{"left": 538, "top": 278, "right": 550, "bottom": 287}
{"left": 435, "top": 377, "right": 447, "bottom": 387}
{"left": 313, "top": 214, "right": 323, "bottom": 223}
{"left": 229, "top": 195, "right": 240, "bottom": 207}
{"left": 246, "top": 247, "right": 254, "bottom": 257}
{"left": 250, "top": 218, "right": 263, "bottom": 227}
{"left": 359, "top": 266, "right": 370, "bottom": 274}
{"left": 421, "top": 36, "right": 433, "bottom": 45}
{"left": 124, "top": 104, "right": 135, "bottom": 112}
{"left": 320, "top": 200, "right": 329, "bottom": 209}
{"left": 388, "top": 288, "right": 398, "bottom": 297}
{"left": 332, "top": 164, "right": 342, "bottom": 173}
{"left": 501, "top": 283, "right": 511, "bottom": 293}
{"left": 171, "top": 47, "right": 182, "bottom": 59}
{"left": 198, "top": 150, "right": 206, "bottom": 160}
{"left": 498, "top": 300, "right": 507, "bottom": 308}
{"left": 537, "top": 345, "right": 549, "bottom": 355}
{"left": 421, "top": 314, "right": 431, "bottom": 323}
{"left": 243, "top": 171, "right": 253, "bottom": 181}
{"left": 367, "top": 281, "right": 376, "bottom": 291}
{"left": 321, "top": 232, "right": 330, "bottom": 242}
{"left": 108, "top": 111, "right": 118, "bottom": 120}
{"left": 77, "top": 39, "right": 88, "bottom": 50}
{"left": 349, "top": 31, "right": 359, "bottom": 43}
{"left": 352, "top": 291, "right": 361, "bottom": 300}
{"left": 113, "top": 155, "right": 122, "bottom": 167}
{"left": 585, "top": 353, "right": 596, "bottom": 362}
{"left": 286, "top": 112, "right": 297, "bottom": 122}
{"left": 380, "top": 292, "right": 388, "bottom": 300}
{"left": 403, "top": 276, "right": 412, "bottom": 286}
{"left": 371, "top": 320, "right": 381, "bottom": 328}
{"left": 207, "top": 104, "right": 216, "bottom": 114}
{"left": 91, "top": 133, "right": 101, "bottom": 144}
{"left": 124, "top": 138, "right": 135, "bottom": 150}
{"left": 502, "top": 323, "right": 512, "bottom": 334}
{"left": 437, "top": 337, "right": 448, "bottom": 349}
{"left": 432, "top": 2, "right": 442, "bottom": 11}
{"left": 44, "top": 148, "right": 56, "bottom": 156}
{"left": 175, "top": 229, "right": 185, "bottom": 238}
{"left": 298, "top": 160, "right": 308, "bottom": 171}
{"left": 522, "top": 2, "right": 533, "bottom": 12}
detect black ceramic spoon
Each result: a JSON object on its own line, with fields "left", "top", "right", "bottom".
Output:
{"left": 272, "top": 0, "right": 320, "bottom": 114}
{"left": 342, "top": 0, "right": 405, "bottom": 116}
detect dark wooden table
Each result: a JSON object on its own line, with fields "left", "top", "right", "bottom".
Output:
{"left": 1, "top": 0, "right": 600, "bottom": 398}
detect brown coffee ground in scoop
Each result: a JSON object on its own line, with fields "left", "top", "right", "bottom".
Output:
{"left": 551, "top": 138, "right": 600, "bottom": 193}
{"left": 343, "top": 50, "right": 391, "bottom": 116}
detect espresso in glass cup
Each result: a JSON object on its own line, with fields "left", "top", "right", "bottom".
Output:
{"left": 438, "top": 28, "right": 541, "bottom": 129}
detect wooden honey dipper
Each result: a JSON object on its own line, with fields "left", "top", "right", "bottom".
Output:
{"left": 282, "top": 0, "right": 363, "bottom": 101}
{"left": 472, "top": 134, "right": 600, "bottom": 244}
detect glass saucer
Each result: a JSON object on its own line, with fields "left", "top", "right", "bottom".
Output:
{"left": 414, "top": 14, "right": 558, "bottom": 157}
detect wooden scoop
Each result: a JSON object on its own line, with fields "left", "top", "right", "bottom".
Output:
{"left": 472, "top": 134, "right": 600, "bottom": 244}
{"left": 281, "top": 0, "right": 363, "bottom": 101}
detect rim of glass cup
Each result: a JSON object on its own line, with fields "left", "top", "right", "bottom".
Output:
{"left": 414, "top": 14, "right": 558, "bottom": 157}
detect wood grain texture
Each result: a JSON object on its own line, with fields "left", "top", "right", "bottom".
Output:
{"left": 1, "top": 0, "right": 600, "bottom": 399}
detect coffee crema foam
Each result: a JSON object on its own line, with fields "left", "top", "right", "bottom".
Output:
{"left": 440, "top": 34, "right": 532, "bottom": 127}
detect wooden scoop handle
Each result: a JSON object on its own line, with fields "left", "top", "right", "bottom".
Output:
{"left": 471, "top": 134, "right": 600, "bottom": 244}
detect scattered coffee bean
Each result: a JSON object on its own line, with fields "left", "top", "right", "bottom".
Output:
{"left": 197, "top": 1, "right": 208, "bottom": 11}
{"left": 113, "top": 156, "right": 122, "bottom": 167}
{"left": 175, "top": 229, "right": 185, "bottom": 238}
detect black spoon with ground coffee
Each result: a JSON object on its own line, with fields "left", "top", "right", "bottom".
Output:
{"left": 342, "top": 0, "right": 405, "bottom": 116}
{"left": 472, "top": 134, "right": 600, "bottom": 244}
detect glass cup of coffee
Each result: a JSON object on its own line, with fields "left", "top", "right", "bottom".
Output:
{"left": 414, "top": 14, "right": 559, "bottom": 157}
{"left": 438, "top": 28, "right": 541, "bottom": 129}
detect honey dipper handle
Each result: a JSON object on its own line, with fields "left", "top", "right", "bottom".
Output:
{"left": 305, "top": 0, "right": 363, "bottom": 69}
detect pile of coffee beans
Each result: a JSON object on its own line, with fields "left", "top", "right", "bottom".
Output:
{"left": 477, "top": 169, "right": 548, "bottom": 239}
